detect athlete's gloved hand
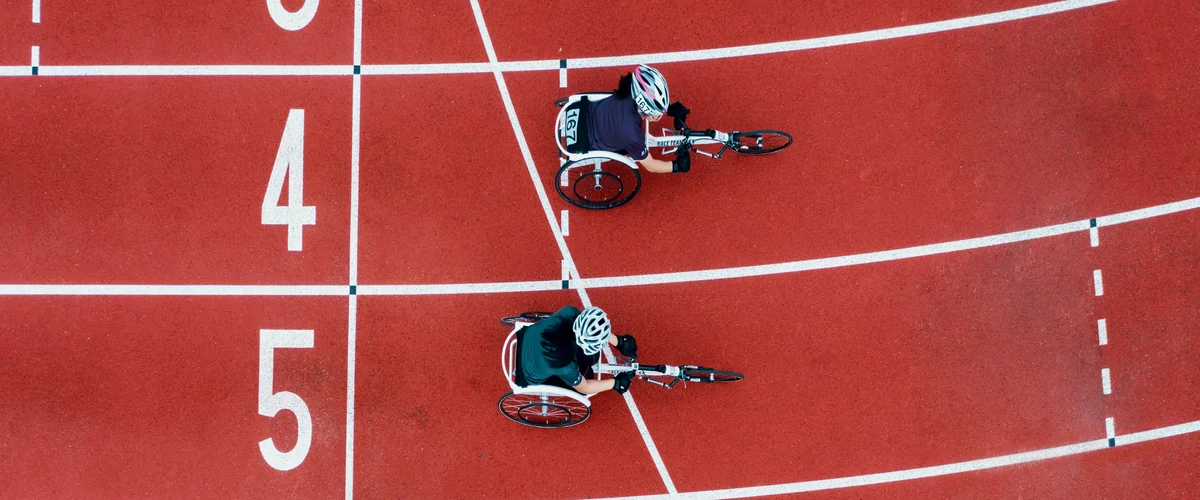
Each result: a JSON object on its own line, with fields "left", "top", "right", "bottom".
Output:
{"left": 613, "top": 371, "right": 636, "bottom": 394}
{"left": 666, "top": 101, "right": 690, "bottom": 130}
{"left": 672, "top": 146, "right": 691, "bottom": 174}
{"left": 615, "top": 334, "right": 638, "bottom": 359}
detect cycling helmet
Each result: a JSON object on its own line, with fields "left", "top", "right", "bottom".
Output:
{"left": 630, "top": 64, "right": 669, "bottom": 117}
{"left": 573, "top": 306, "right": 612, "bottom": 355}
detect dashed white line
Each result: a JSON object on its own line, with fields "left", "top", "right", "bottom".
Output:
{"left": 32, "top": 0, "right": 40, "bottom": 23}
{"left": 1090, "top": 225, "right": 1099, "bottom": 247}
{"left": 1093, "top": 270, "right": 1104, "bottom": 296}
{"left": 1106, "top": 417, "right": 1117, "bottom": 441}
{"left": 1097, "top": 318, "right": 1108, "bottom": 346}
{"left": 561, "top": 209, "right": 570, "bottom": 237}
{"left": 1101, "top": 368, "right": 1112, "bottom": 395}
{"left": 31, "top": 46, "right": 39, "bottom": 67}
{"left": 559, "top": 60, "right": 567, "bottom": 88}
{"left": 590, "top": 417, "right": 1200, "bottom": 500}
{"left": 469, "top": 0, "right": 675, "bottom": 494}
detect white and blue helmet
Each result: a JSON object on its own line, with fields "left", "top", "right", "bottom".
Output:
{"left": 631, "top": 64, "right": 669, "bottom": 117}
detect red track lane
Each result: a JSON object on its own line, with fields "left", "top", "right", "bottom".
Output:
{"left": 358, "top": 74, "right": 565, "bottom": 284}
{"left": 1096, "top": 210, "right": 1200, "bottom": 434}
{"left": 0, "top": 78, "right": 350, "bottom": 284}
{"left": 478, "top": 0, "right": 1051, "bottom": 61}
{"left": 2, "top": 1, "right": 38, "bottom": 65}
{"left": 806, "top": 426, "right": 1200, "bottom": 499}
{"left": 33, "top": 0, "right": 354, "bottom": 65}
{"left": 0, "top": 296, "right": 347, "bottom": 497}
{"left": 505, "top": 0, "right": 1200, "bottom": 279}
{"left": 361, "top": 1, "right": 487, "bottom": 65}
{"left": 585, "top": 233, "right": 1102, "bottom": 492}
{"left": 353, "top": 291, "right": 668, "bottom": 499}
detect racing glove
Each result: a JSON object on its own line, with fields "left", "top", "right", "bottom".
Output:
{"left": 613, "top": 371, "right": 636, "bottom": 394}
{"left": 672, "top": 146, "right": 691, "bottom": 174}
{"left": 666, "top": 101, "right": 691, "bottom": 130}
{"left": 615, "top": 334, "right": 638, "bottom": 359}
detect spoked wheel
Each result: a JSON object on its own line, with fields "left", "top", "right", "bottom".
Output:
{"left": 555, "top": 158, "right": 642, "bottom": 210}
{"left": 498, "top": 392, "right": 592, "bottom": 428}
{"left": 731, "top": 130, "right": 793, "bottom": 155}
{"left": 683, "top": 367, "right": 744, "bottom": 383}
{"left": 500, "top": 312, "right": 553, "bottom": 326}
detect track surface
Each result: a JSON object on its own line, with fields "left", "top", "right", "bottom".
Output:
{"left": 2, "top": 0, "right": 1199, "bottom": 498}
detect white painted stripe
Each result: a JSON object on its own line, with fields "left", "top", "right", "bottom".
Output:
{"left": 1101, "top": 368, "right": 1111, "bottom": 395}
{"left": 1096, "top": 196, "right": 1200, "bottom": 226}
{"left": 37, "top": 65, "right": 352, "bottom": 77}
{"left": 32, "top": 0, "right": 40, "bottom": 23}
{"left": 1116, "top": 419, "right": 1200, "bottom": 447}
{"left": 31, "top": 46, "right": 39, "bottom": 67}
{"left": 1106, "top": 417, "right": 1116, "bottom": 439}
{"left": 582, "top": 220, "right": 1088, "bottom": 289}
{"left": 1097, "top": 318, "right": 1108, "bottom": 346}
{"left": 1093, "top": 270, "right": 1104, "bottom": 296}
{"left": 361, "top": 62, "right": 500, "bottom": 75}
{"left": 346, "top": 2, "right": 363, "bottom": 498}
{"left": 359, "top": 280, "right": 563, "bottom": 296}
{"left": 0, "top": 284, "right": 345, "bottom": 295}
{"left": 562, "top": 260, "right": 571, "bottom": 282}
{"left": 559, "top": 66, "right": 567, "bottom": 88}
{"left": 561, "top": 209, "right": 570, "bottom": 236}
{"left": 569, "top": 0, "right": 1113, "bottom": 69}
{"left": 469, "top": 0, "right": 674, "bottom": 493}
{"left": 0, "top": 66, "right": 27, "bottom": 76}
{"left": 591, "top": 417, "right": 1200, "bottom": 500}
{"left": 344, "top": 294, "right": 357, "bottom": 500}
{"left": 1089, "top": 226, "right": 1099, "bottom": 247}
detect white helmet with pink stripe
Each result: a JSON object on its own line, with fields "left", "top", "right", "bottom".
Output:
{"left": 631, "top": 64, "right": 669, "bottom": 117}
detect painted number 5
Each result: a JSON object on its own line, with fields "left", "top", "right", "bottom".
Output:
{"left": 268, "top": 0, "right": 318, "bottom": 31}
{"left": 258, "top": 329, "right": 314, "bottom": 471}
{"left": 263, "top": 109, "right": 316, "bottom": 252}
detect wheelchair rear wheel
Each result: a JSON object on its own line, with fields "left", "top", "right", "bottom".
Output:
{"left": 500, "top": 312, "right": 553, "bottom": 326}
{"left": 555, "top": 158, "right": 642, "bottom": 210}
{"left": 498, "top": 392, "right": 592, "bottom": 428}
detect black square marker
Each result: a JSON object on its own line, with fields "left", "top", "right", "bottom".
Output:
{"left": 559, "top": 59, "right": 567, "bottom": 69}
{"left": 32, "top": 66, "right": 38, "bottom": 76}
{"left": 1090, "top": 218, "right": 1098, "bottom": 228}
{"left": 561, "top": 280, "right": 569, "bottom": 290}
{"left": 354, "top": 65, "right": 361, "bottom": 75}
{"left": 349, "top": 285, "right": 357, "bottom": 295}
{"left": 1108, "top": 438, "right": 1116, "bottom": 447}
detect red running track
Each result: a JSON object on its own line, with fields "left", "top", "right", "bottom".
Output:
{"left": 2, "top": 0, "right": 1200, "bottom": 497}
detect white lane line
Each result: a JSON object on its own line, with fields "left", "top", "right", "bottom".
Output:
{"left": 360, "top": 280, "right": 565, "bottom": 296}
{"left": 1, "top": 0, "right": 1113, "bottom": 79}
{"left": 1097, "top": 318, "right": 1108, "bottom": 346}
{"left": 32, "top": 0, "right": 40, "bottom": 23}
{"left": 1096, "top": 196, "right": 1200, "bottom": 226}
{"left": 0, "top": 284, "right": 346, "bottom": 295}
{"left": 0, "top": 66, "right": 27, "bottom": 76}
{"left": 31, "top": 46, "right": 39, "bottom": 67}
{"left": 1101, "top": 368, "right": 1112, "bottom": 395}
{"left": 559, "top": 60, "right": 567, "bottom": 88}
{"left": 346, "top": 1, "right": 363, "bottom": 498}
{"left": 345, "top": 294, "right": 358, "bottom": 500}
{"left": 1089, "top": 219, "right": 1100, "bottom": 247}
{"left": 468, "top": 0, "right": 675, "bottom": 494}
{"left": 1106, "top": 417, "right": 1117, "bottom": 441}
{"left": 36, "top": 65, "right": 353, "bottom": 77}
{"left": 1093, "top": 270, "right": 1104, "bottom": 296}
{"left": 561, "top": 209, "right": 570, "bottom": 237}
{"left": 590, "top": 417, "right": 1200, "bottom": 500}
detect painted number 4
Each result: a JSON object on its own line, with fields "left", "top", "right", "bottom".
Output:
{"left": 263, "top": 109, "right": 316, "bottom": 252}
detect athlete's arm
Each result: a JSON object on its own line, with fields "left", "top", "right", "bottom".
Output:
{"left": 573, "top": 378, "right": 617, "bottom": 394}
{"left": 637, "top": 155, "right": 674, "bottom": 174}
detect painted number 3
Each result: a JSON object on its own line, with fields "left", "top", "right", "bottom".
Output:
{"left": 263, "top": 109, "right": 316, "bottom": 252}
{"left": 268, "top": 0, "right": 318, "bottom": 31}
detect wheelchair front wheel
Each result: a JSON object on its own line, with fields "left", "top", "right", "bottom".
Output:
{"left": 500, "top": 312, "right": 553, "bottom": 326}
{"left": 498, "top": 392, "right": 592, "bottom": 428}
{"left": 555, "top": 158, "right": 642, "bottom": 210}
{"left": 731, "top": 130, "right": 793, "bottom": 155}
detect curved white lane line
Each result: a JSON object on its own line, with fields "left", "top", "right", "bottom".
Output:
{"left": 590, "top": 418, "right": 1200, "bottom": 500}
{"left": 2, "top": 195, "right": 1198, "bottom": 296}
{"left": 5, "top": 0, "right": 1113, "bottom": 78}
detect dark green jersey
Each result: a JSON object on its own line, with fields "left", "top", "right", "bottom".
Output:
{"left": 519, "top": 306, "right": 585, "bottom": 387}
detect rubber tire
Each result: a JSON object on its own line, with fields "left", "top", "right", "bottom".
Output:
{"left": 731, "top": 130, "right": 792, "bottom": 155}
{"left": 555, "top": 158, "right": 642, "bottom": 210}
